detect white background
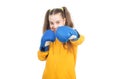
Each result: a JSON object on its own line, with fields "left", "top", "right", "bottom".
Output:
{"left": 0, "top": 0, "right": 120, "bottom": 79}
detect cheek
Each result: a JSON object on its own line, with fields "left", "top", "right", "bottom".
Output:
{"left": 58, "top": 22, "right": 65, "bottom": 27}
{"left": 56, "top": 25, "right": 61, "bottom": 28}
{"left": 56, "top": 23, "right": 64, "bottom": 29}
{"left": 49, "top": 25, "right": 53, "bottom": 29}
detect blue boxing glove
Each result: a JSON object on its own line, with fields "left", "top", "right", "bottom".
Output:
{"left": 40, "top": 30, "right": 56, "bottom": 52}
{"left": 56, "top": 26, "right": 80, "bottom": 43}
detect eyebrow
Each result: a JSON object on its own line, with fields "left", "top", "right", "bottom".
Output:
{"left": 49, "top": 20, "right": 61, "bottom": 23}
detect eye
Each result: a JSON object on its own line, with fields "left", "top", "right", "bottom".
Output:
{"left": 56, "top": 21, "right": 60, "bottom": 24}
{"left": 50, "top": 22, "right": 53, "bottom": 25}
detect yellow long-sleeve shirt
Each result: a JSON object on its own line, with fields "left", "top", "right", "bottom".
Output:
{"left": 38, "top": 35, "right": 84, "bottom": 79}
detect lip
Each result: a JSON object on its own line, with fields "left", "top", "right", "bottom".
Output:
{"left": 51, "top": 28, "right": 56, "bottom": 32}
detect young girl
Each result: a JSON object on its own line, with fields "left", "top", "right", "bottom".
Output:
{"left": 38, "top": 6, "right": 84, "bottom": 79}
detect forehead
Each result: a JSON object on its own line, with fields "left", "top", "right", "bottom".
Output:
{"left": 49, "top": 13, "right": 63, "bottom": 21}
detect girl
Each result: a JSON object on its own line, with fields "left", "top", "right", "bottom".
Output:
{"left": 38, "top": 6, "right": 84, "bottom": 79}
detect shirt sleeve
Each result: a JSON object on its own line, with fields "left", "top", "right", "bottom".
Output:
{"left": 37, "top": 50, "right": 49, "bottom": 61}
{"left": 70, "top": 35, "right": 85, "bottom": 46}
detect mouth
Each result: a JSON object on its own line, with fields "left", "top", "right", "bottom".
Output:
{"left": 51, "top": 28, "right": 56, "bottom": 32}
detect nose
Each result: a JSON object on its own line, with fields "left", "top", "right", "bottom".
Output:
{"left": 52, "top": 24, "right": 57, "bottom": 28}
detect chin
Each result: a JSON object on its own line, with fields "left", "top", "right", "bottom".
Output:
{"left": 53, "top": 30, "right": 56, "bottom": 32}
{"left": 51, "top": 29, "right": 56, "bottom": 32}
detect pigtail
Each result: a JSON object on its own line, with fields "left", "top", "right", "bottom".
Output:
{"left": 43, "top": 9, "right": 50, "bottom": 33}
{"left": 62, "top": 6, "right": 74, "bottom": 28}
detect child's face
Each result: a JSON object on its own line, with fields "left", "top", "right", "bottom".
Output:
{"left": 49, "top": 13, "right": 66, "bottom": 32}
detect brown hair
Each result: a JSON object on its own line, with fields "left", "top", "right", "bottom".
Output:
{"left": 42, "top": 6, "right": 74, "bottom": 49}
{"left": 43, "top": 6, "right": 74, "bottom": 33}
